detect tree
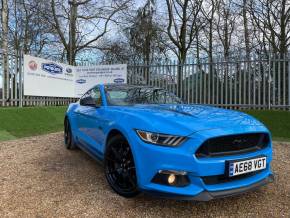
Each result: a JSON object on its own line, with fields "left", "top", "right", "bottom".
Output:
{"left": 165, "top": 0, "right": 203, "bottom": 64}
{"left": 201, "top": 0, "right": 219, "bottom": 63}
{"left": 127, "top": 0, "right": 161, "bottom": 65}
{"left": 50, "top": 0, "right": 131, "bottom": 65}
{"left": 242, "top": 0, "right": 251, "bottom": 60}
{"left": 216, "top": 0, "right": 238, "bottom": 60}
{"left": 99, "top": 38, "right": 132, "bottom": 64}
{"left": 165, "top": 0, "right": 203, "bottom": 95}
{"left": 9, "top": 0, "right": 53, "bottom": 56}
{"left": 1, "top": 0, "right": 8, "bottom": 102}
{"left": 250, "top": 0, "right": 290, "bottom": 56}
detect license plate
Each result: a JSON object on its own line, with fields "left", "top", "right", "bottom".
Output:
{"left": 228, "top": 156, "right": 267, "bottom": 177}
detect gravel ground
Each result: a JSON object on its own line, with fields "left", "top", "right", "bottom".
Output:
{"left": 0, "top": 133, "right": 289, "bottom": 218}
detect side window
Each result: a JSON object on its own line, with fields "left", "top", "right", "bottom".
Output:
{"left": 90, "top": 87, "right": 102, "bottom": 106}
{"left": 80, "top": 90, "right": 92, "bottom": 100}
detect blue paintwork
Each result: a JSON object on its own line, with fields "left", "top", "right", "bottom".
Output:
{"left": 66, "top": 84, "right": 273, "bottom": 198}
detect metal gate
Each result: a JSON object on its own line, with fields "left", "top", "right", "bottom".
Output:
{"left": 128, "top": 56, "right": 290, "bottom": 110}
{"left": 1, "top": 51, "right": 290, "bottom": 109}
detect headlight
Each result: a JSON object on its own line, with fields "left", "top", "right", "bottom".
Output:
{"left": 135, "top": 130, "right": 186, "bottom": 147}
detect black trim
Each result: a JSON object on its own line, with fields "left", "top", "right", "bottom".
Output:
{"left": 202, "top": 169, "right": 265, "bottom": 185}
{"left": 144, "top": 174, "right": 274, "bottom": 201}
{"left": 196, "top": 133, "right": 270, "bottom": 158}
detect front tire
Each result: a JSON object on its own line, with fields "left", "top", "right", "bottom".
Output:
{"left": 64, "top": 118, "right": 77, "bottom": 150}
{"left": 104, "top": 134, "right": 140, "bottom": 198}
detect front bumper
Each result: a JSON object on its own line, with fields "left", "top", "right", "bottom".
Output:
{"left": 145, "top": 174, "right": 274, "bottom": 201}
{"left": 128, "top": 127, "right": 273, "bottom": 200}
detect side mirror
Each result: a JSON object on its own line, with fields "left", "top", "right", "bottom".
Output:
{"left": 80, "top": 97, "right": 98, "bottom": 107}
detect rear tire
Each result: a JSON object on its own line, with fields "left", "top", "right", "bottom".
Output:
{"left": 64, "top": 118, "right": 77, "bottom": 150}
{"left": 104, "top": 134, "right": 140, "bottom": 198}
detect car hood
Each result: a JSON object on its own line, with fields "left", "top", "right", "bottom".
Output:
{"left": 111, "top": 104, "right": 265, "bottom": 136}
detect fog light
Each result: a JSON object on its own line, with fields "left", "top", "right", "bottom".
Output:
{"left": 168, "top": 174, "right": 176, "bottom": 185}
{"left": 151, "top": 170, "right": 190, "bottom": 187}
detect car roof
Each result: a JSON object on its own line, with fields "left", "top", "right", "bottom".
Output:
{"left": 103, "top": 84, "right": 157, "bottom": 90}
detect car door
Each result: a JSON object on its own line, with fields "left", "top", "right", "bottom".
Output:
{"left": 75, "top": 87, "right": 105, "bottom": 156}
{"left": 75, "top": 89, "right": 95, "bottom": 149}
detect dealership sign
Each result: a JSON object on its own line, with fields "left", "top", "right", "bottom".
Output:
{"left": 23, "top": 55, "right": 127, "bottom": 98}
{"left": 24, "top": 55, "right": 75, "bottom": 98}
{"left": 74, "top": 64, "right": 127, "bottom": 97}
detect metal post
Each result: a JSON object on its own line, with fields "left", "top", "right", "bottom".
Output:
{"left": 278, "top": 55, "right": 281, "bottom": 106}
{"left": 272, "top": 55, "right": 276, "bottom": 108}
{"left": 207, "top": 61, "right": 210, "bottom": 104}
{"left": 268, "top": 55, "right": 271, "bottom": 110}
{"left": 19, "top": 50, "right": 23, "bottom": 107}
{"left": 173, "top": 60, "right": 176, "bottom": 95}
{"left": 164, "top": 61, "right": 168, "bottom": 91}
{"left": 216, "top": 60, "right": 219, "bottom": 106}
{"left": 229, "top": 62, "right": 233, "bottom": 108}
{"left": 253, "top": 55, "right": 256, "bottom": 108}
{"left": 203, "top": 62, "right": 206, "bottom": 104}
{"left": 1, "top": 49, "right": 4, "bottom": 106}
{"left": 180, "top": 63, "right": 183, "bottom": 101}
{"left": 191, "top": 58, "right": 195, "bottom": 104}
{"left": 169, "top": 60, "right": 173, "bottom": 93}
{"left": 221, "top": 62, "right": 224, "bottom": 106}
{"left": 258, "top": 56, "right": 261, "bottom": 109}
{"left": 225, "top": 62, "right": 228, "bottom": 107}
{"left": 234, "top": 60, "right": 237, "bottom": 108}
{"left": 288, "top": 55, "right": 290, "bottom": 110}
{"left": 248, "top": 60, "right": 251, "bottom": 107}
{"left": 199, "top": 62, "right": 202, "bottom": 104}
{"left": 263, "top": 57, "right": 266, "bottom": 108}
{"left": 11, "top": 55, "right": 14, "bottom": 106}
{"left": 238, "top": 59, "right": 242, "bottom": 106}
{"left": 212, "top": 60, "right": 215, "bottom": 105}
{"left": 14, "top": 51, "right": 18, "bottom": 106}
{"left": 193, "top": 63, "right": 199, "bottom": 104}
{"left": 5, "top": 50, "right": 9, "bottom": 106}
{"left": 243, "top": 61, "right": 246, "bottom": 105}
{"left": 283, "top": 53, "right": 286, "bottom": 109}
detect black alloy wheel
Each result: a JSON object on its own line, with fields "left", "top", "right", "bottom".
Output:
{"left": 104, "top": 134, "right": 140, "bottom": 198}
{"left": 64, "top": 118, "right": 77, "bottom": 150}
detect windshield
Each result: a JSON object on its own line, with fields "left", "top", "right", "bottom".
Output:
{"left": 105, "top": 86, "right": 182, "bottom": 106}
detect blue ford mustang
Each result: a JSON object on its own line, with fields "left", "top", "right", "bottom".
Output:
{"left": 64, "top": 84, "right": 274, "bottom": 200}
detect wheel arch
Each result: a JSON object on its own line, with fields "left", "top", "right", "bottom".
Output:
{"left": 104, "top": 128, "right": 140, "bottom": 197}
{"left": 104, "top": 127, "right": 142, "bottom": 193}
{"left": 64, "top": 115, "right": 68, "bottom": 125}
{"left": 105, "top": 129, "right": 127, "bottom": 148}
{"left": 104, "top": 128, "right": 136, "bottom": 159}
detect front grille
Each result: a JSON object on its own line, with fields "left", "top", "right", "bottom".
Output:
{"left": 202, "top": 170, "right": 263, "bottom": 185}
{"left": 195, "top": 133, "right": 269, "bottom": 158}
